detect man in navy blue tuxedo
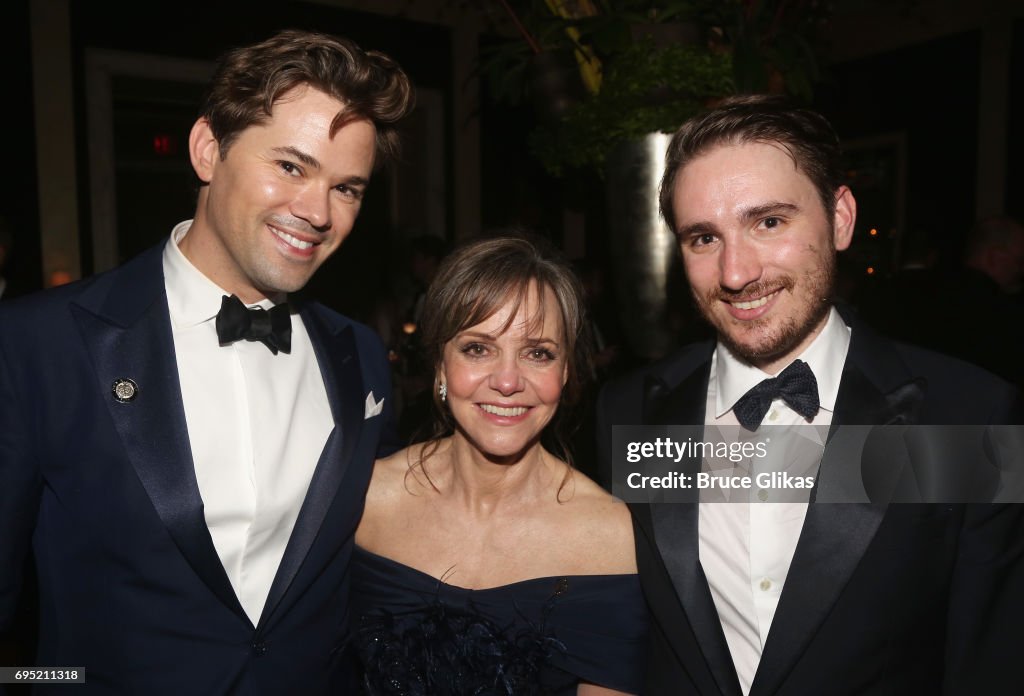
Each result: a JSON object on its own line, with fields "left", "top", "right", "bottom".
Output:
{"left": 0, "top": 30, "right": 411, "bottom": 693}
{"left": 598, "top": 96, "right": 1024, "bottom": 695}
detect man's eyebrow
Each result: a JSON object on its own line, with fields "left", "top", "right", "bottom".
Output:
{"left": 738, "top": 201, "right": 800, "bottom": 223}
{"left": 676, "top": 221, "right": 718, "bottom": 239}
{"left": 675, "top": 201, "right": 802, "bottom": 239}
{"left": 272, "top": 146, "right": 320, "bottom": 170}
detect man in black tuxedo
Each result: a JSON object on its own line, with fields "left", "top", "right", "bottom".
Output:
{"left": 0, "top": 31, "right": 411, "bottom": 693}
{"left": 598, "top": 95, "right": 1023, "bottom": 695}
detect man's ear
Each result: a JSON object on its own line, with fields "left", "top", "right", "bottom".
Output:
{"left": 832, "top": 185, "right": 857, "bottom": 251}
{"left": 189, "top": 117, "right": 220, "bottom": 184}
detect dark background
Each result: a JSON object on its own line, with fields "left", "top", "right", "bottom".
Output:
{"left": 2, "top": 0, "right": 1023, "bottom": 676}
{"left": 5, "top": 1, "right": 1022, "bottom": 311}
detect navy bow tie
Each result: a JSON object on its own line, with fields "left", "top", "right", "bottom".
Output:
{"left": 215, "top": 295, "right": 292, "bottom": 355}
{"left": 733, "top": 359, "right": 819, "bottom": 431}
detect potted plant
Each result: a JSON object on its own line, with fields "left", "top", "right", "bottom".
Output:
{"left": 482, "top": 0, "right": 830, "bottom": 359}
{"left": 482, "top": 0, "right": 829, "bottom": 174}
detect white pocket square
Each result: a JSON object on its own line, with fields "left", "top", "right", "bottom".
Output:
{"left": 364, "top": 391, "right": 385, "bottom": 419}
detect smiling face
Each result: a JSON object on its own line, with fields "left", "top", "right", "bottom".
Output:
{"left": 672, "top": 141, "right": 856, "bottom": 373}
{"left": 181, "top": 85, "right": 377, "bottom": 302}
{"left": 440, "top": 283, "right": 568, "bottom": 463}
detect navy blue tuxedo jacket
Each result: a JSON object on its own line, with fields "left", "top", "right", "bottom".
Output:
{"left": 0, "top": 244, "right": 396, "bottom": 694}
{"left": 597, "top": 309, "right": 1024, "bottom": 695}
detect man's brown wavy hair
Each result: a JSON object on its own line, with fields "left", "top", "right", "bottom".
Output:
{"left": 660, "top": 94, "right": 845, "bottom": 236}
{"left": 200, "top": 29, "right": 414, "bottom": 164}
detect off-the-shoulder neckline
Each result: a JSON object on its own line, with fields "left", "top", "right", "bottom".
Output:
{"left": 354, "top": 544, "right": 639, "bottom": 594}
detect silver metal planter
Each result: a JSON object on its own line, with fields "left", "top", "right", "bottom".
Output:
{"left": 605, "top": 132, "right": 679, "bottom": 361}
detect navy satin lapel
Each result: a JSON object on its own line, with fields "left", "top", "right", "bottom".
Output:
{"left": 258, "top": 308, "right": 363, "bottom": 629}
{"left": 648, "top": 365, "right": 742, "bottom": 696}
{"left": 71, "top": 298, "right": 245, "bottom": 621}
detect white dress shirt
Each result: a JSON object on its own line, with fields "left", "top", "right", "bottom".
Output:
{"left": 163, "top": 220, "right": 334, "bottom": 624}
{"left": 699, "top": 307, "right": 851, "bottom": 694}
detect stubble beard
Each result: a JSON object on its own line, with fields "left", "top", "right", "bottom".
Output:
{"left": 694, "top": 246, "right": 837, "bottom": 367}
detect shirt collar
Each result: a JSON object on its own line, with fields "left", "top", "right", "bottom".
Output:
{"left": 714, "top": 306, "right": 851, "bottom": 418}
{"left": 163, "top": 219, "right": 276, "bottom": 329}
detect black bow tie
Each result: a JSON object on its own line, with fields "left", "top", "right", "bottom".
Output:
{"left": 733, "top": 359, "right": 819, "bottom": 431}
{"left": 215, "top": 295, "right": 292, "bottom": 355}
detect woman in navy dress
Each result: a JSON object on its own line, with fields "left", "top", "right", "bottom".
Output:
{"left": 352, "top": 236, "right": 647, "bottom": 695}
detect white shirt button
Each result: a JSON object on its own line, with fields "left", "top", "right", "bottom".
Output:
{"left": 759, "top": 578, "right": 772, "bottom": 591}
{"left": 757, "top": 488, "right": 769, "bottom": 502}
{"left": 767, "top": 409, "right": 778, "bottom": 421}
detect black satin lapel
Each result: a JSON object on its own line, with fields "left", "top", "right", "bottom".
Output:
{"left": 651, "top": 503, "right": 742, "bottom": 696}
{"left": 749, "top": 503, "right": 886, "bottom": 696}
{"left": 71, "top": 301, "right": 245, "bottom": 620}
{"left": 642, "top": 375, "right": 669, "bottom": 423}
{"left": 832, "top": 362, "right": 926, "bottom": 429}
{"left": 258, "top": 310, "right": 363, "bottom": 628}
{"left": 646, "top": 364, "right": 740, "bottom": 696}
{"left": 752, "top": 357, "right": 917, "bottom": 694}
{"left": 650, "top": 365, "right": 709, "bottom": 427}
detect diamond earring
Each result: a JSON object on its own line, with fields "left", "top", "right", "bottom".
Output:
{"left": 439, "top": 382, "right": 447, "bottom": 402}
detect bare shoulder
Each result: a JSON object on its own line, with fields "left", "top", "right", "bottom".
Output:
{"left": 558, "top": 470, "right": 637, "bottom": 574}
{"left": 358, "top": 445, "right": 432, "bottom": 545}
{"left": 365, "top": 447, "right": 412, "bottom": 502}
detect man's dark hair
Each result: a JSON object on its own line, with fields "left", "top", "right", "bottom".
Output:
{"left": 201, "top": 29, "right": 414, "bottom": 163}
{"left": 659, "top": 94, "right": 845, "bottom": 234}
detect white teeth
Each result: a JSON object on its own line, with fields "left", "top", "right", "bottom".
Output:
{"left": 732, "top": 291, "right": 777, "bottom": 310}
{"left": 480, "top": 404, "right": 528, "bottom": 417}
{"left": 271, "top": 227, "right": 314, "bottom": 250}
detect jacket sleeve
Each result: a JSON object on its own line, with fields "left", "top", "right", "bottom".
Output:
{"left": 943, "top": 383, "right": 1024, "bottom": 693}
{"left": 0, "top": 316, "right": 42, "bottom": 635}
{"left": 943, "top": 502, "right": 1024, "bottom": 693}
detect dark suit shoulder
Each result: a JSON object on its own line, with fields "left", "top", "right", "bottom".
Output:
{"left": 308, "top": 303, "right": 378, "bottom": 344}
{"left": 301, "top": 302, "right": 388, "bottom": 362}
{"left": 595, "top": 342, "right": 714, "bottom": 486}
{"left": 890, "top": 340, "right": 1008, "bottom": 386}
{"left": 602, "top": 341, "right": 714, "bottom": 401}
{"left": 842, "top": 307, "right": 1021, "bottom": 424}
{"left": 888, "top": 340, "right": 1021, "bottom": 424}
{"left": 0, "top": 272, "right": 103, "bottom": 322}
{"left": 1, "top": 244, "right": 165, "bottom": 332}
{"left": 0, "top": 273, "right": 124, "bottom": 358}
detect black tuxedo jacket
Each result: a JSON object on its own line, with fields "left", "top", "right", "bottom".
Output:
{"left": 597, "top": 310, "right": 1024, "bottom": 695}
{"left": 0, "top": 244, "right": 396, "bottom": 694}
